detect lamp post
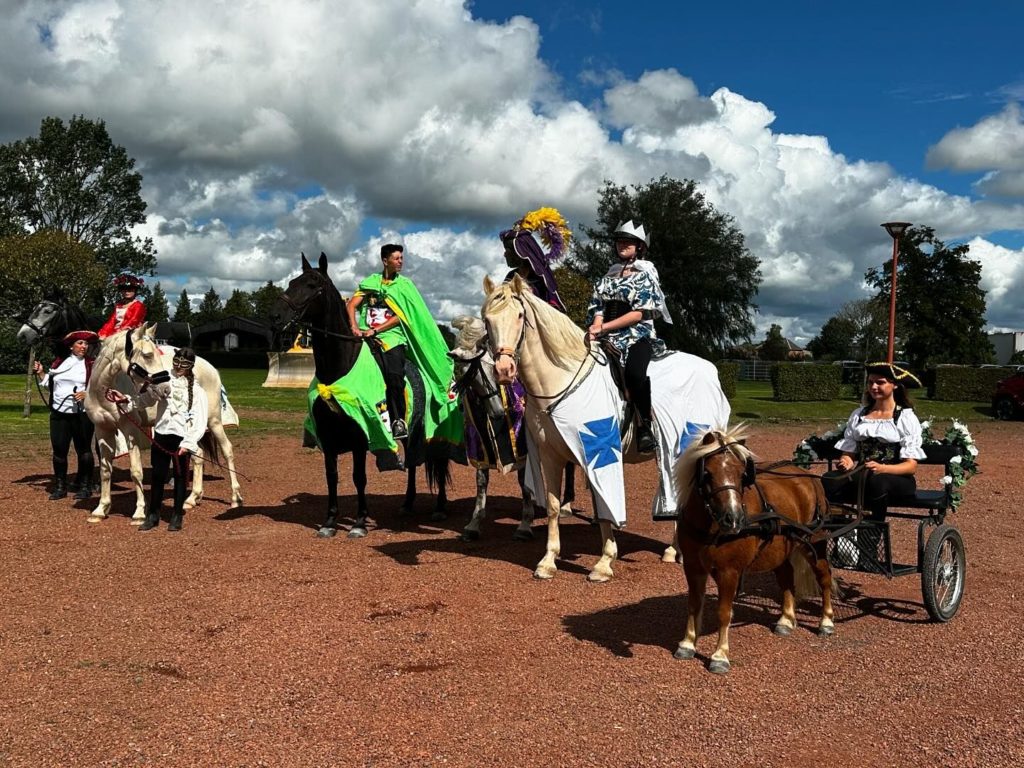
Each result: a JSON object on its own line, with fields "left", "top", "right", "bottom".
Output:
{"left": 881, "top": 221, "right": 911, "bottom": 364}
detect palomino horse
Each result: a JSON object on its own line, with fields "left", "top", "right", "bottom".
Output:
{"left": 674, "top": 428, "right": 835, "bottom": 674}
{"left": 84, "top": 325, "right": 244, "bottom": 522}
{"left": 270, "top": 252, "right": 456, "bottom": 538}
{"left": 449, "top": 315, "right": 576, "bottom": 542}
{"left": 483, "top": 275, "right": 731, "bottom": 581}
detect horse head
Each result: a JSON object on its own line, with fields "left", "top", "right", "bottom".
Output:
{"left": 17, "top": 298, "right": 65, "bottom": 346}
{"left": 683, "top": 428, "right": 755, "bottom": 535}
{"left": 481, "top": 274, "right": 527, "bottom": 385}
{"left": 123, "top": 323, "right": 172, "bottom": 387}
{"left": 271, "top": 251, "right": 337, "bottom": 330}
{"left": 449, "top": 315, "right": 505, "bottom": 419}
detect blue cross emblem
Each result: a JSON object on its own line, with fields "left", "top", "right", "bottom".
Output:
{"left": 678, "top": 421, "right": 710, "bottom": 455}
{"left": 580, "top": 416, "right": 622, "bottom": 470}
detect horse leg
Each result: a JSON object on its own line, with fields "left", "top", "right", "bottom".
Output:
{"left": 401, "top": 465, "right": 416, "bottom": 517}
{"left": 316, "top": 451, "right": 340, "bottom": 539}
{"left": 662, "top": 520, "right": 680, "bottom": 563}
{"left": 773, "top": 554, "right": 798, "bottom": 637}
{"left": 184, "top": 447, "right": 203, "bottom": 511}
{"left": 513, "top": 466, "right": 534, "bottom": 541}
{"left": 87, "top": 428, "right": 116, "bottom": 522}
{"left": 211, "top": 422, "right": 243, "bottom": 508}
{"left": 461, "top": 468, "right": 488, "bottom": 542}
{"left": 534, "top": 453, "right": 565, "bottom": 580}
{"left": 708, "top": 568, "right": 740, "bottom": 674}
{"left": 348, "top": 449, "right": 370, "bottom": 539}
{"left": 428, "top": 457, "right": 448, "bottom": 523}
{"left": 126, "top": 442, "right": 147, "bottom": 523}
{"left": 674, "top": 557, "right": 708, "bottom": 661}
{"left": 559, "top": 462, "right": 575, "bottom": 517}
{"left": 812, "top": 544, "right": 835, "bottom": 636}
{"left": 588, "top": 519, "right": 618, "bottom": 583}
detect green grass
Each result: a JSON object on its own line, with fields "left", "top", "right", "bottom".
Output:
{"left": 0, "top": 372, "right": 996, "bottom": 448}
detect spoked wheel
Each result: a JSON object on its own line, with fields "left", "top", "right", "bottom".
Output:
{"left": 994, "top": 397, "right": 1017, "bottom": 421}
{"left": 921, "top": 524, "right": 966, "bottom": 622}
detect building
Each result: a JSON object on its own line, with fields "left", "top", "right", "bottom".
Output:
{"left": 989, "top": 331, "right": 1024, "bottom": 365}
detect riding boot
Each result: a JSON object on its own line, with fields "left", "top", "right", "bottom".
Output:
{"left": 168, "top": 509, "right": 184, "bottom": 532}
{"left": 636, "top": 416, "right": 656, "bottom": 455}
{"left": 73, "top": 472, "right": 93, "bottom": 500}
{"left": 48, "top": 476, "right": 68, "bottom": 501}
{"left": 139, "top": 507, "right": 160, "bottom": 531}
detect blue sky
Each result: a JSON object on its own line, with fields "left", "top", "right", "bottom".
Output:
{"left": 1, "top": 0, "right": 1022, "bottom": 342}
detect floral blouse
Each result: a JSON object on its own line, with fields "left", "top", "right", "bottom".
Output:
{"left": 586, "top": 268, "right": 666, "bottom": 358}
{"left": 834, "top": 406, "right": 927, "bottom": 463}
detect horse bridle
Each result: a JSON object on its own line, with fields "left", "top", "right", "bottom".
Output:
{"left": 279, "top": 277, "right": 364, "bottom": 343}
{"left": 695, "top": 440, "right": 754, "bottom": 525}
{"left": 23, "top": 299, "right": 61, "bottom": 337}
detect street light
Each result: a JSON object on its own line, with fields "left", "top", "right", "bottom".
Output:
{"left": 881, "top": 221, "right": 911, "bottom": 364}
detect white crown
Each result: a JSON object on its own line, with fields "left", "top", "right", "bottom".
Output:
{"left": 613, "top": 220, "right": 649, "bottom": 247}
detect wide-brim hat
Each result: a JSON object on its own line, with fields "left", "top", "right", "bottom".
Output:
{"left": 62, "top": 330, "right": 99, "bottom": 345}
{"left": 865, "top": 361, "right": 922, "bottom": 388}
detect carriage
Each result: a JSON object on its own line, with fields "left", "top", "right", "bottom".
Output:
{"left": 803, "top": 437, "right": 968, "bottom": 623}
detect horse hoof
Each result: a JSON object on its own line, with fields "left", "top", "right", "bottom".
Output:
{"left": 231, "top": 499, "right": 243, "bottom": 509}
{"left": 512, "top": 530, "right": 534, "bottom": 542}
{"left": 347, "top": 526, "right": 367, "bottom": 539}
{"left": 533, "top": 568, "right": 555, "bottom": 580}
{"left": 183, "top": 502, "right": 195, "bottom": 511}
{"left": 773, "top": 623, "right": 793, "bottom": 637}
{"left": 558, "top": 506, "right": 573, "bottom": 518}
{"left": 430, "top": 511, "right": 447, "bottom": 523}
{"left": 818, "top": 624, "right": 835, "bottom": 637}
{"left": 587, "top": 571, "right": 612, "bottom": 584}
{"left": 316, "top": 527, "right": 338, "bottom": 539}
{"left": 708, "top": 659, "right": 731, "bottom": 675}
{"left": 129, "top": 518, "right": 144, "bottom": 527}
{"left": 673, "top": 646, "right": 696, "bottom": 661}
{"left": 460, "top": 529, "right": 480, "bottom": 542}
{"left": 86, "top": 515, "right": 105, "bottom": 524}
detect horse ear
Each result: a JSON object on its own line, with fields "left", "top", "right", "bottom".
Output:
{"left": 483, "top": 276, "right": 496, "bottom": 296}
{"left": 148, "top": 322, "right": 158, "bottom": 337}
{"left": 510, "top": 274, "right": 526, "bottom": 294}
{"left": 124, "top": 328, "right": 134, "bottom": 358}
{"left": 743, "top": 456, "right": 756, "bottom": 487}
{"left": 701, "top": 432, "right": 717, "bottom": 446}
{"left": 318, "top": 252, "right": 328, "bottom": 275}
{"left": 301, "top": 252, "right": 312, "bottom": 272}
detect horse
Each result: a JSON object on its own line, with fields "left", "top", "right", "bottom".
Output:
{"left": 673, "top": 427, "right": 835, "bottom": 675}
{"left": 16, "top": 296, "right": 97, "bottom": 356}
{"left": 483, "top": 274, "right": 731, "bottom": 581}
{"left": 449, "top": 315, "right": 576, "bottom": 542}
{"left": 270, "top": 252, "right": 455, "bottom": 539}
{"left": 85, "top": 325, "right": 244, "bottom": 521}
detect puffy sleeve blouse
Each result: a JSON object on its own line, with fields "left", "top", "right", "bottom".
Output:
{"left": 834, "top": 406, "right": 927, "bottom": 461}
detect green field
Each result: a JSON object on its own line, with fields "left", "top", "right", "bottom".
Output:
{"left": 0, "top": 372, "right": 995, "bottom": 446}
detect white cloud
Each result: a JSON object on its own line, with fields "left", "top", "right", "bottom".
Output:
{"left": 1, "top": 1, "right": 1023, "bottom": 341}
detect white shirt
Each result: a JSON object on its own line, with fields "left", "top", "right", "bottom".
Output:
{"left": 835, "top": 406, "right": 927, "bottom": 460}
{"left": 40, "top": 356, "right": 88, "bottom": 414}
{"left": 134, "top": 375, "right": 209, "bottom": 453}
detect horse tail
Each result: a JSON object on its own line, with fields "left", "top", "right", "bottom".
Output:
{"left": 426, "top": 454, "right": 451, "bottom": 495}
{"left": 199, "top": 430, "right": 220, "bottom": 466}
{"left": 790, "top": 547, "right": 821, "bottom": 600}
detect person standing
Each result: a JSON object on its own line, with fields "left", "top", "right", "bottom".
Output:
{"left": 586, "top": 220, "right": 673, "bottom": 454}
{"left": 109, "top": 348, "right": 208, "bottom": 532}
{"left": 98, "top": 273, "right": 147, "bottom": 339}
{"left": 33, "top": 330, "right": 98, "bottom": 500}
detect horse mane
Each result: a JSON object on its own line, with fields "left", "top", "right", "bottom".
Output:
{"left": 452, "top": 315, "right": 487, "bottom": 351}
{"left": 675, "top": 424, "right": 753, "bottom": 500}
{"left": 483, "top": 280, "right": 587, "bottom": 370}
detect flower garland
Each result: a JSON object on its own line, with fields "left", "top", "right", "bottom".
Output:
{"left": 793, "top": 418, "right": 979, "bottom": 511}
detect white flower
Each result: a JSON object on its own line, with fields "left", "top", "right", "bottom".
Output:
{"left": 920, "top": 420, "right": 931, "bottom": 430}
{"left": 968, "top": 445, "right": 978, "bottom": 457}
{"left": 950, "top": 455, "right": 962, "bottom": 464}
{"left": 942, "top": 475, "right": 953, "bottom": 485}
{"left": 799, "top": 441, "right": 809, "bottom": 449}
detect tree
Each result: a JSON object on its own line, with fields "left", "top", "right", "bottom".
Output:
{"left": 571, "top": 176, "right": 760, "bottom": 357}
{"left": 147, "top": 282, "right": 170, "bottom": 323}
{"left": 224, "top": 289, "right": 254, "bottom": 318}
{"left": 0, "top": 115, "right": 156, "bottom": 280}
{"left": 760, "top": 324, "right": 790, "bottom": 361}
{"left": 251, "top": 281, "right": 285, "bottom": 323}
{"left": 807, "top": 314, "right": 860, "bottom": 362}
{"left": 193, "top": 287, "right": 224, "bottom": 327}
{"left": 552, "top": 265, "right": 592, "bottom": 328}
{"left": 865, "top": 226, "right": 994, "bottom": 369}
{"left": 0, "top": 230, "right": 107, "bottom": 320}
{"left": 172, "top": 290, "right": 193, "bottom": 323}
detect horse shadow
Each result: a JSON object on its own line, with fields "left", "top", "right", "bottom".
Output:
{"left": 12, "top": 467, "right": 159, "bottom": 516}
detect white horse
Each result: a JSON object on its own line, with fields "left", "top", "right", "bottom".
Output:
{"left": 483, "top": 275, "right": 731, "bottom": 581}
{"left": 84, "top": 323, "right": 243, "bottom": 523}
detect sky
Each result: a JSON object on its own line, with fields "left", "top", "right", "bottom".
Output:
{"left": 1, "top": 0, "right": 1022, "bottom": 344}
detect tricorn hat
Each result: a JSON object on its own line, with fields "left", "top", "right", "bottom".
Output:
{"left": 62, "top": 330, "right": 99, "bottom": 346}
{"left": 865, "top": 361, "right": 922, "bottom": 388}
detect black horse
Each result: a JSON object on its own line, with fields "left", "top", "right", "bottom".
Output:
{"left": 17, "top": 295, "right": 100, "bottom": 353}
{"left": 272, "top": 252, "right": 455, "bottom": 538}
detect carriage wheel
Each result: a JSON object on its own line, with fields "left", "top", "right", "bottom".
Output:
{"left": 993, "top": 396, "right": 1017, "bottom": 421}
{"left": 921, "top": 524, "right": 966, "bottom": 622}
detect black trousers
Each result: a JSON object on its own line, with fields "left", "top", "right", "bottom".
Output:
{"left": 378, "top": 344, "right": 407, "bottom": 423}
{"left": 624, "top": 339, "right": 654, "bottom": 420}
{"left": 149, "top": 432, "right": 190, "bottom": 516}
{"left": 49, "top": 410, "right": 94, "bottom": 482}
{"left": 823, "top": 468, "right": 916, "bottom": 519}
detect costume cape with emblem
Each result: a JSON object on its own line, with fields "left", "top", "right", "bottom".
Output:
{"left": 354, "top": 273, "right": 463, "bottom": 449}
{"left": 304, "top": 343, "right": 403, "bottom": 470}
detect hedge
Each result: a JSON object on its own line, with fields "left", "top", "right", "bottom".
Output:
{"left": 715, "top": 361, "right": 738, "bottom": 400}
{"left": 770, "top": 362, "right": 842, "bottom": 401}
{"left": 932, "top": 365, "right": 1012, "bottom": 401}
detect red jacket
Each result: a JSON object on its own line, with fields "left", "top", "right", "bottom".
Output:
{"left": 98, "top": 299, "right": 147, "bottom": 339}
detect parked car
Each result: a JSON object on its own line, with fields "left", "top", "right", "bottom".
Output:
{"left": 992, "top": 371, "right": 1024, "bottom": 420}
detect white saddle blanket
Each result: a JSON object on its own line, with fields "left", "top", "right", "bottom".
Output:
{"left": 529, "top": 351, "right": 730, "bottom": 527}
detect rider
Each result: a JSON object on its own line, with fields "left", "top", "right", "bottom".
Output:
{"left": 585, "top": 220, "right": 673, "bottom": 455}
{"left": 98, "top": 273, "right": 147, "bottom": 339}
{"left": 32, "top": 330, "right": 98, "bottom": 500}
{"left": 346, "top": 243, "right": 459, "bottom": 444}
{"left": 500, "top": 207, "right": 570, "bottom": 312}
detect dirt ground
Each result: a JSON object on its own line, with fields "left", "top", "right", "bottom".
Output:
{"left": 1, "top": 420, "right": 1022, "bottom": 768}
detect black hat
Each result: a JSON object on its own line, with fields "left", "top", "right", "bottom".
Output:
{"left": 865, "top": 362, "right": 922, "bottom": 388}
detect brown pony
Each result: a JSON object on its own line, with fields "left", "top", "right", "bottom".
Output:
{"left": 674, "top": 427, "right": 835, "bottom": 674}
